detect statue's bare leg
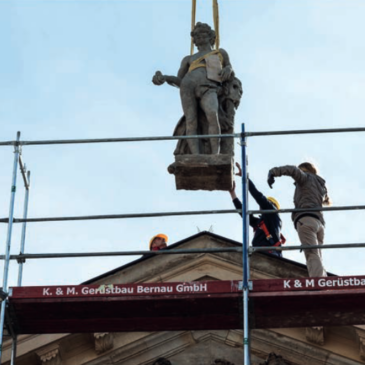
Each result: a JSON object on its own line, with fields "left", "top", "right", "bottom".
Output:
{"left": 180, "top": 91, "right": 200, "bottom": 154}
{"left": 200, "top": 92, "right": 220, "bottom": 154}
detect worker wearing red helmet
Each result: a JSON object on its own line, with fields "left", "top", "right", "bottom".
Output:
{"left": 149, "top": 234, "right": 168, "bottom": 251}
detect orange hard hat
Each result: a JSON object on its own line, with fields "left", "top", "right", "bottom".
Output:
{"left": 149, "top": 233, "right": 168, "bottom": 250}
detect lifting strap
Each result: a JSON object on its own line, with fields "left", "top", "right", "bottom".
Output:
{"left": 213, "top": 0, "right": 220, "bottom": 50}
{"left": 188, "top": 50, "right": 223, "bottom": 73}
{"left": 191, "top": 0, "right": 220, "bottom": 55}
{"left": 191, "top": 0, "right": 197, "bottom": 55}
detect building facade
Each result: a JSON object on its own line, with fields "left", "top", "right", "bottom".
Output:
{"left": 3, "top": 232, "right": 365, "bottom": 364}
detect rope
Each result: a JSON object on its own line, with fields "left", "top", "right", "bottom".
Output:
{"left": 213, "top": 0, "right": 220, "bottom": 49}
{"left": 191, "top": 0, "right": 197, "bottom": 55}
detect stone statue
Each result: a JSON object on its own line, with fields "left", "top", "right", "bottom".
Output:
{"left": 152, "top": 358, "right": 172, "bottom": 365}
{"left": 172, "top": 76, "right": 242, "bottom": 156}
{"left": 153, "top": 22, "right": 241, "bottom": 155}
{"left": 212, "top": 359, "right": 236, "bottom": 365}
{"left": 153, "top": 22, "right": 242, "bottom": 190}
{"left": 259, "top": 353, "right": 291, "bottom": 365}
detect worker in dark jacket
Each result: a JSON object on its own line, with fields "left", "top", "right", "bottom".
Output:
{"left": 229, "top": 163, "right": 285, "bottom": 257}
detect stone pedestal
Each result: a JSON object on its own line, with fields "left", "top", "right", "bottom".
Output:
{"left": 168, "top": 154, "right": 234, "bottom": 191}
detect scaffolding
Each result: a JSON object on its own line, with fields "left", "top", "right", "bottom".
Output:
{"left": 1, "top": 125, "right": 365, "bottom": 365}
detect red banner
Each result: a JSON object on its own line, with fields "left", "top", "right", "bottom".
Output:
{"left": 251, "top": 275, "right": 365, "bottom": 292}
{"left": 10, "top": 280, "right": 243, "bottom": 299}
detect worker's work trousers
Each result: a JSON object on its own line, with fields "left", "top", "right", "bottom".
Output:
{"left": 296, "top": 216, "right": 327, "bottom": 277}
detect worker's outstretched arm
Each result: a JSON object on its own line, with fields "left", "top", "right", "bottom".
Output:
{"left": 249, "top": 179, "right": 274, "bottom": 210}
{"left": 268, "top": 165, "right": 307, "bottom": 188}
{"left": 229, "top": 180, "right": 258, "bottom": 227}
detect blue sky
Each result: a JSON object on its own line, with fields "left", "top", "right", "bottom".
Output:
{"left": 1, "top": 0, "right": 365, "bottom": 286}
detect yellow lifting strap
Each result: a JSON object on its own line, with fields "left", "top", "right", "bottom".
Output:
{"left": 188, "top": 49, "right": 223, "bottom": 73}
{"left": 191, "top": 0, "right": 220, "bottom": 55}
{"left": 191, "top": 0, "right": 197, "bottom": 55}
{"left": 213, "top": 0, "right": 220, "bottom": 50}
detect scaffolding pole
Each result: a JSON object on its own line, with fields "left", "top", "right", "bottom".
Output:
{"left": 10, "top": 170, "right": 30, "bottom": 365}
{"left": 0, "top": 126, "right": 361, "bottom": 148}
{"left": 0, "top": 132, "right": 20, "bottom": 364}
{"left": 17, "top": 170, "right": 30, "bottom": 286}
{"left": 2, "top": 126, "right": 365, "bottom": 365}
{"left": 241, "top": 123, "right": 250, "bottom": 365}
{"left": 0, "top": 209, "right": 239, "bottom": 224}
{"left": 0, "top": 126, "right": 364, "bottom": 147}
{"left": 1, "top": 202, "right": 365, "bottom": 225}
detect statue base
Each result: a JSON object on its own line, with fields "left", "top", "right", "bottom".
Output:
{"left": 168, "top": 154, "right": 234, "bottom": 191}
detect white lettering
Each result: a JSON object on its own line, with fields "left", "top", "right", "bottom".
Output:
{"left": 137, "top": 286, "right": 144, "bottom": 293}
{"left": 81, "top": 287, "right": 88, "bottom": 294}
{"left": 284, "top": 280, "right": 291, "bottom": 289}
{"left": 176, "top": 284, "right": 183, "bottom": 292}
{"left": 200, "top": 284, "right": 207, "bottom": 291}
{"left": 67, "top": 287, "right": 76, "bottom": 295}
{"left": 318, "top": 279, "right": 326, "bottom": 287}
{"left": 43, "top": 288, "right": 51, "bottom": 296}
{"left": 305, "top": 279, "right": 315, "bottom": 288}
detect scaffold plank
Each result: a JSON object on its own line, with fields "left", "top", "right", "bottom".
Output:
{"left": 8, "top": 281, "right": 242, "bottom": 334}
{"left": 7, "top": 277, "right": 365, "bottom": 334}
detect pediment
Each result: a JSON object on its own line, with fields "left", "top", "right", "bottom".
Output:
{"left": 85, "top": 330, "right": 244, "bottom": 365}
{"left": 90, "top": 233, "right": 243, "bottom": 285}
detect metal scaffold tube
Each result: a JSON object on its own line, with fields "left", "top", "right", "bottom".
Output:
{"left": 17, "top": 170, "right": 30, "bottom": 286}
{"left": 245, "top": 126, "right": 365, "bottom": 137}
{"left": 241, "top": 123, "right": 250, "bottom": 365}
{"left": 0, "top": 209, "right": 240, "bottom": 223}
{"left": 0, "top": 133, "right": 239, "bottom": 147}
{"left": 248, "top": 205, "right": 365, "bottom": 215}
{"left": 1, "top": 124, "right": 365, "bottom": 365}
{"left": 10, "top": 170, "right": 30, "bottom": 365}
{"left": 0, "top": 241, "right": 362, "bottom": 261}
{"left": 0, "top": 247, "right": 244, "bottom": 260}
{"left": 2, "top": 203, "right": 365, "bottom": 225}
{"left": 0, "top": 126, "right": 364, "bottom": 147}
{"left": 0, "top": 132, "right": 21, "bottom": 364}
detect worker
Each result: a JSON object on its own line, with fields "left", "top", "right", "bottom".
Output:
{"left": 229, "top": 163, "right": 285, "bottom": 257}
{"left": 149, "top": 234, "right": 168, "bottom": 251}
{"left": 267, "top": 162, "right": 331, "bottom": 277}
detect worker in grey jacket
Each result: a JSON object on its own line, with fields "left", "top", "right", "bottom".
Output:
{"left": 267, "top": 162, "right": 331, "bottom": 277}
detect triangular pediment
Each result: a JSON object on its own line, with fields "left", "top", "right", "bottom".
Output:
{"left": 87, "top": 232, "right": 243, "bottom": 285}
